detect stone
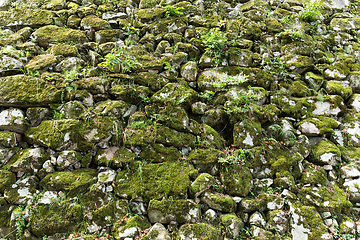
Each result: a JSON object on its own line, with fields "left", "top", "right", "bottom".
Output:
{"left": 0, "top": 108, "right": 28, "bottom": 133}
{"left": 142, "top": 223, "right": 171, "bottom": 240}
{"left": 147, "top": 199, "right": 200, "bottom": 224}
{"left": 4, "top": 147, "right": 49, "bottom": 173}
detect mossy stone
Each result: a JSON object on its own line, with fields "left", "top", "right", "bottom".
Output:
{"left": 135, "top": 8, "right": 165, "bottom": 22}
{"left": 325, "top": 80, "right": 352, "bottom": 100}
{"left": 80, "top": 15, "right": 111, "bottom": 30}
{"left": 47, "top": 43, "right": 79, "bottom": 57}
{"left": 85, "top": 200, "right": 128, "bottom": 233}
{"left": 188, "top": 148, "right": 225, "bottom": 175}
{"left": 0, "top": 170, "right": 16, "bottom": 194}
{"left": 139, "top": 143, "right": 181, "bottom": 163}
{"left": 176, "top": 223, "right": 221, "bottom": 240}
{"left": 189, "top": 173, "right": 216, "bottom": 198}
{"left": 0, "top": 132, "right": 16, "bottom": 148}
{"left": 233, "top": 119, "right": 262, "bottom": 149}
{"left": 310, "top": 139, "right": 341, "bottom": 166}
{"left": 114, "top": 161, "right": 192, "bottom": 202}
{"left": 95, "top": 147, "right": 135, "bottom": 169}
{"left": 0, "top": 9, "right": 55, "bottom": 28}
{"left": 29, "top": 202, "right": 82, "bottom": 237}
{"left": 32, "top": 25, "right": 87, "bottom": 48}
{"left": 40, "top": 168, "right": 98, "bottom": 197}
{"left": 220, "top": 164, "right": 253, "bottom": 197}
{"left": 148, "top": 199, "right": 200, "bottom": 224}
{"left": 0, "top": 75, "right": 61, "bottom": 107}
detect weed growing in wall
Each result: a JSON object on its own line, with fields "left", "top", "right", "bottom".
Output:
{"left": 201, "top": 29, "right": 228, "bottom": 67}
{"left": 98, "top": 47, "right": 141, "bottom": 73}
{"left": 299, "top": 0, "right": 323, "bottom": 22}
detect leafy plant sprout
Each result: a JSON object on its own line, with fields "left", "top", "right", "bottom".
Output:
{"left": 98, "top": 47, "right": 141, "bottom": 73}
{"left": 299, "top": 0, "right": 323, "bottom": 22}
{"left": 201, "top": 29, "right": 228, "bottom": 67}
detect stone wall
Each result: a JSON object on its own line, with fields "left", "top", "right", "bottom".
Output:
{"left": 0, "top": 0, "right": 360, "bottom": 239}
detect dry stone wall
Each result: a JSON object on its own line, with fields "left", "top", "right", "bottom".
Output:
{"left": 0, "top": 0, "right": 360, "bottom": 239}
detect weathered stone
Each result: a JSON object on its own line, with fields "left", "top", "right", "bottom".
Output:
{"left": 80, "top": 15, "right": 111, "bottom": 30}
{"left": 56, "top": 150, "right": 82, "bottom": 171}
{"left": 142, "top": 223, "right": 171, "bottom": 240}
{"left": 0, "top": 75, "right": 61, "bottom": 107}
{"left": 0, "top": 108, "right": 28, "bottom": 133}
{"left": 0, "top": 56, "right": 23, "bottom": 76}
{"left": 200, "top": 191, "right": 236, "bottom": 212}
{"left": 4, "top": 148, "right": 49, "bottom": 173}
{"left": 148, "top": 199, "right": 200, "bottom": 224}
{"left": 0, "top": 9, "right": 55, "bottom": 28}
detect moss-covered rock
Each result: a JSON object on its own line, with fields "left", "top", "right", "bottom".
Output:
{"left": 59, "top": 101, "right": 87, "bottom": 120}
{"left": 148, "top": 199, "right": 200, "bottom": 224}
{"left": 114, "top": 161, "right": 192, "bottom": 202}
{"left": 297, "top": 116, "right": 340, "bottom": 136}
{"left": 220, "top": 163, "right": 253, "bottom": 197}
{"left": 0, "top": 169, "right": 16, "bottom": 194}
{"left": 95, "top": 147, "right": 135, "bottom": 169}
{"left": 310, "top": 139, "right": 341, "bottom": 166}
{"left": 139, "top": 143, "right": 181, "bottom": 163}
{"left": 134, "top": 72, "right": 169, "bottom": 92}
{"left": 189, "top": 173, "right": 216, "bottom": 198}
{"left": 0, "top": 131, "right": 17, "bottom": 148}
{"left": 110, "top": 84, "right": 151, "bottom": 105}
{"left": 24, "top": 54, "right": 58, "bottom": 73}
{"left": 31, "top": 25, "right": 87, "bottom": 48}
{"left": 220, "top": 213, "right": 244, "bottom": 238}
{"left": 135, "top": 8, "right": 165, "bottom": 22}
{"left": 40, "top": 169, "right": 97, "bottom": 197}
{"left": 200, "top": 191, "right": 236, "bottom": 212}
{"left": 3, "top": 148, "right": 49, "bottom": 173}
{"left": 29, "top": 202, "right": 82, "bottom": 237}
{"left": 298, "top": 184, "right": 352, "bottom": 214}
{"left": 0, "top": 75, "right": 61, "bottom": 107}
{"left": 112, "top": 215, "right": 151, "bottom": 240}
{"left": 188, "top": 148, "right": 225, "bottom": 175}
{"left": 4, "top": 175, "right": 39, "bottom": 204}
{"left": 300, "top": 163, "right": 329, "bottom": 186}
{"left": 0, "top": 9, "right": 55, "bottom": 28}
{"left": 176, "top": 223, "right": 221, "bottom": 240}
{"left": 85, "top": 200, "right": 128, "bottom": 233}
{"left": 151, "top": 83, "right": 198, "bottom": 110}
{"left": 233, "top": 119, "right": 262, "bottom": 148}
{"left": 156, "top": 125, "right": 196, "bottom": 148}
{"left": 80, "top": 15, "right": 111, "bottom": 30}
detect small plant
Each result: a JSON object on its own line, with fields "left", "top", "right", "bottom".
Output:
{"left": 268, "top": 124, "right": 297, "bottom": 141}
{"left": 201, "top": 29, "right": 228, "bottom": 67}
{"left": 122, "top": 23, "right": 140, "bottom": 36}
{"left": 218, "top": 148, "right": 253, "bottom": 172}
{"left": 62, "top": 68, "right": 79, "bottom": 102}
{"left": 164, "top": 5, "right": 184, "bottom": 18}
{"left": 98, "top": 47, "right": 141, "bottom": 73}
{"left": 164, "top": 61, "right": 177, "bottom": 74}
{"left": 195, "top": 136, "right": 210, "bottom": 148}
{"left": 198, "top": 90, "right": 215, "bottom": 104}
{"left": 52, "top": 110, "right": 64, "bottom": 120}
{"left": 299, "top": 0, "right": 323, "bottom": 22}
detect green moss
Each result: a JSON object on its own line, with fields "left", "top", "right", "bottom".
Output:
{"left": 134, "top": 72, "right": 169, "bottom": 92}
{"left": 110, "top": 84, "right": 151, "bottom": 104}
{"left": 0, "top": 132, "right": 16, "bottom": 148}
{"left": 135, "top": 8, "right": 165, "bottom": 21}
{"left": 297, "top": 116, "right": 340, "bottom": 136}
{"left": 25, "top": 119, "right": 81, "bottom": 150}
{"left": 29, "top": 202, "right": 82, "bottom": 237}
{"left": 0, "top": 170, "right": 16, "bottom": 194}
{"left": 289, "top": 81, "right": 314, "bottom": 97}
{"left": 148, "top": 199, "right": 200, "bottom": 223}
{"left": 47, "top": 43, "right": 79, "bottom": 57}
{"left": 188, "top": 148, "right": 225, "bottom": 174}
{"left": 233, "top": 119, "right": 262, "bottom": 148}
{"left": 0, "top": 75, "right": 61, "bottom": 107}
{"left": 0, "top": 9, "right": 55, "bottom": 28}
{"left": 80, "top": 15, "right": 110, "bottom": 30}
{"left": 95, "top": 147, "right": 135, "bottom": 169}
{"left": 176, "top": 223, "right": 221, "bottom": 240}
{"left": 139, "top": 143, "right": 181, "bottom": 163}
{"left": 220, "top": 164, "right": 253, "bottom": 197}
{"left": 311, "top": 139, "right": 341, "bottom": 165}
{"left": 40, "top": 169, "right": 97, "bottom": 197}
{"left": 300, "top": 164, "right": 328, "bottom": 186}
{"left": 32, "top": 25, "right": 87, "bottom": 48}
{"left": 325, "top": 81, "right": 352, "bottom": 100}
{"left": 3, "top": 148, "right": 49, "bottom": 173}
{"left": 85, "top": 200, "right": 128, "bottom": 231}
{"left": 150, "top": 83, "right": 198, "bottom": 110}
{"left": 298, "top": 184, "right": 352, "bottom": 215}
{"left": 189, "top": 173, "right": 216, "bottom": 197}
{"left": 156, "top": 126, "right": 196, "bottom": 148}
{"left": 114, "top": 161, "right": 192, "bottom": 202}
{"left": 203, "top": 191, "right": 236, "bottom": 212}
